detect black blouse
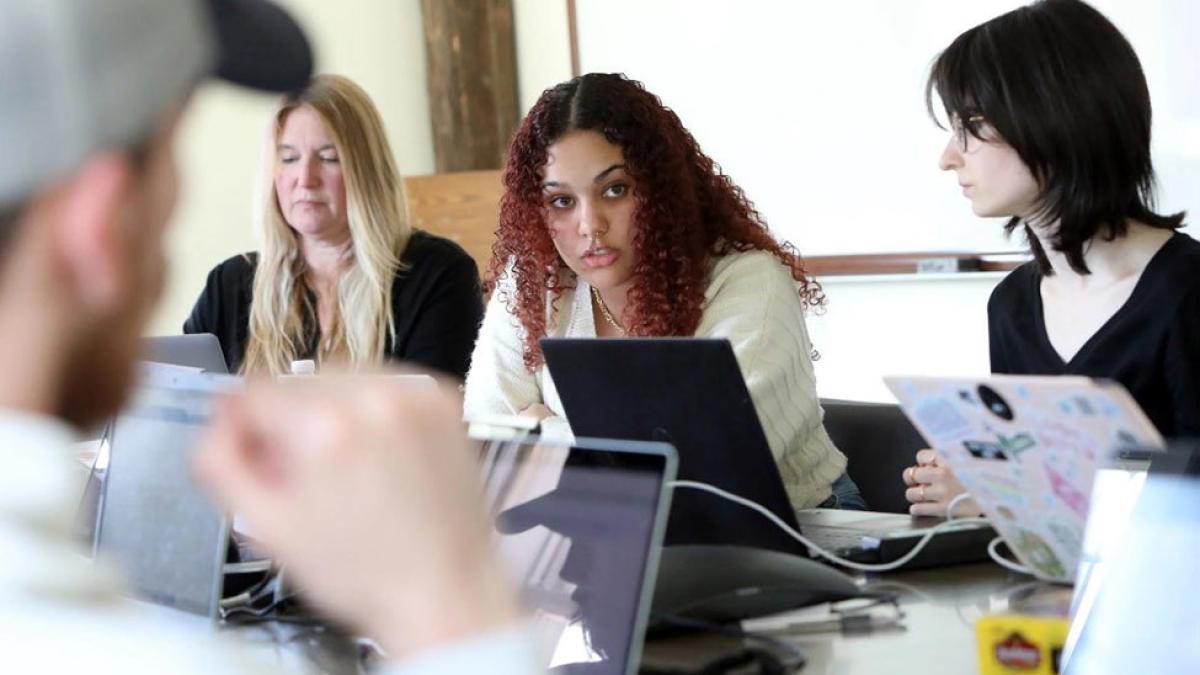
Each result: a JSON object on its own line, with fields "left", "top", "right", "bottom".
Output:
{"left": 988, "top": 232, "right": 1200, "bottom": 436}
{"left": 183, "top": 230, "right": 484, "bottom": 379}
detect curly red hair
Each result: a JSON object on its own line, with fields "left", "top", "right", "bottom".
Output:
{"left": 488, "top": 73, "right": 824, "bottom": 372}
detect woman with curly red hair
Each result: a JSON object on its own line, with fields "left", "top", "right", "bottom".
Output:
{"left": 464, "top": 73, "right": 861, "bottom": 511}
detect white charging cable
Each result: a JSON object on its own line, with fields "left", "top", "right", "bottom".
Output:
{"left": 668, "top": 480, "right": 990, "bottom": 573}
{"left": 948, "top": 492, "right": 1032, "bottom": 575}
{"left": 986, "top": 537, "right": 1032, "bottom": 575}
{"left": 944, "top": 492, "right": 975, "bottom": 520}
{"left": 945, "top": 492, "right": 1032, "bottom": 575}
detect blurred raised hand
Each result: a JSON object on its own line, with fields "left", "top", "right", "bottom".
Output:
{"left": 194, "top": 372, "right": 519, "bottom": 659}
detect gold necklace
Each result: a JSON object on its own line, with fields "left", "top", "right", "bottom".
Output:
{"left": 590, "top": 286, "right": 626, "bottom": 335}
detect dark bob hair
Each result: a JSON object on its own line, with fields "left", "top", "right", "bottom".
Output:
{"left": 926, "top": 0, "right": 1184, "bottom": 274}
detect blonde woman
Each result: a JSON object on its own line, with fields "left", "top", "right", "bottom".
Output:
{"left": 185, "top": 75, "right": 483, "bottom": 378}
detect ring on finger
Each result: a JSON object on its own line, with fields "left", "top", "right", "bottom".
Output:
{"left": 918, "top": 485, "right": 927, "bottom": 501}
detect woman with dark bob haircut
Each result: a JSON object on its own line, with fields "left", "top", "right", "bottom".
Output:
{"left": 465, "top": 73, "right": 863, "bottom": 511}
{"left": 903, "top": 0, "right": 1200, "bottom": 517}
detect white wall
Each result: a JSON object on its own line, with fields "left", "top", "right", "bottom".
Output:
{"left": 157, "top": 2, "right": 1193, "bottom": 404}
{"left": 513, "top": 0, "right": 574, "bottom": 113}
{"left": 565, "top": 0, "right": 1198, "bottom": 402}
{"left": 806, "top": 274, "right": 1001, "bottom": 402}
{"left": 573, "top": 0, "right": 1197, "bottom": 257}
{"left": 151, "top": 0, "right": 432, "bottom": 335}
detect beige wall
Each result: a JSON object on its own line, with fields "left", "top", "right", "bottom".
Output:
{"left": 154, "top": 0, "right": 999, "bottom": 403}
{"left": 155, "top": 0, "right": 574, "bottom": 335}
{"left": 156, "top": 2, "right": 1008, "bottom": 403}
{"left": 154, "top": 0, "right": 997, "bottom": 402}
{"left": 152, "top": 0, "right": 433, "bottom": 335}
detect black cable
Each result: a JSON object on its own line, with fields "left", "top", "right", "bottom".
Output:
{"left": 218, "top": 612, "right": 327, "bottom": 628}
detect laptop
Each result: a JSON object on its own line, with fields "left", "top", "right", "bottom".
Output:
{"left": 541, "top": 337, "right": 809, "bottom": 556}
{"left": 72, "top": 335, "right": 225, "bottom": 446}
{"left": 542, "top": 337, "right": 993, "bottom": 568}
{"left": 790, "top": 509, "right": 996, "bottom": 568}
{"left": 143, "top": 333, "right": 229, "bottom": 373}
{"left": 1061, "top": 438, "right": 1200, "bottom": 673}
{"left": 93, "top": 365, "right": 239, "bottom": 619}
{"left": 477, "top": 435, "right": 676, "bottom": 675}
{"left": 885, "top": 374, "right": 1164, "bottom": 582}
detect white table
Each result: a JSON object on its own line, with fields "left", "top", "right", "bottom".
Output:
{"left": 642, "top": 564, "right": 1067, "bottom": 674}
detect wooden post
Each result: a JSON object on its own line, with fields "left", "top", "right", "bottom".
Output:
{"left": 567, "top": 0, "right": 580, "bottom": 77}
{"left": 421, "top": 0, "right": 519, "bottom": 172}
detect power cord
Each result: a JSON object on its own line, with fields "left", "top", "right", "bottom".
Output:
{"left": 943, "top": 491, "right": 1032, "bottom": 575}
{"left": 668, "top": 480, "right": 993, "bottom": 573}
{"left": 944, "top": 492, "right": 975, "bottom": 520}
{"left": 986, "top": 537, "right": 1032, "bottom": 575}
{"left": 220, "top": 567, "right": 321, "bottom": 626}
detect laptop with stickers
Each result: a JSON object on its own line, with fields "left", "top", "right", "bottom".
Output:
{"left": 884, "top": 375, "right": 1164, "bottom": 582}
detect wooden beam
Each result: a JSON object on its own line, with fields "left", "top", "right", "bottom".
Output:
{"left": 421, "top": 0, "right": 519, "bottom": 172}
{"left": 567, "top": 0, "right": 580, "bottom": 77}
{"left": 805, "top": 251, "right": 1029, "bottom": 277}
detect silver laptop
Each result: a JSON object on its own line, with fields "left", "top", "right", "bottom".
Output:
{"left": 94, "top": 365, "right": 238, "bottom": 619}
{"left": 793, "top": 508, "right": 996, "bottom": 568}
{"left": 144, "top": 333, "right": 229, "bottom": 373}
{"left": 1062, "top": 440, "right": 1200, "bottom": 673}
{"left": 478, "top": 435, "right": 677, "bottom": 675}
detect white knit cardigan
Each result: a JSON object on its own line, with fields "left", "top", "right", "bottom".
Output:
{"left": 463, "top": 249, "right": 847, "bottom": 509}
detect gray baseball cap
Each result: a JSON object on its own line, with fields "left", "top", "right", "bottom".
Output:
{"left": 0, "top": 0, "right": 313, "bottom": 208}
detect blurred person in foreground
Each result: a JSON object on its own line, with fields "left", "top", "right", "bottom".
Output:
{"left": 0, "top": 0, "right": 534, "bottom": 672}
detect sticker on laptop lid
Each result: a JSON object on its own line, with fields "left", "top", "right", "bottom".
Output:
{"left": 913, "top": 395, "right": 974, "bottom": 441}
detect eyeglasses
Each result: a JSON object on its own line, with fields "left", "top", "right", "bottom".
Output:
{"left": 951, "top": 113, "right": 987, "bottom": 152}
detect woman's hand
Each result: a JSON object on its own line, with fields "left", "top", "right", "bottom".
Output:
{"left": 195, "top": 374, "right": 519, "bottom": 659}
{"left": 902, "top": 449, "right": 983, "bottom": 518}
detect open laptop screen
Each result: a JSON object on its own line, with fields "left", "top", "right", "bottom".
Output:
{"left": 94, "top": 366, "right": 237, "bottom": 618}
{"left": 478, "top": 436, "right": 676, "bottom": 675}
{"left": 1063, "top": 439, "right": 1200, "bottom": 673}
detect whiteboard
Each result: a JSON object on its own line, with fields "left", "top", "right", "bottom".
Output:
{"left": 575, "top": 0, "right": 1199, "bottom": 256}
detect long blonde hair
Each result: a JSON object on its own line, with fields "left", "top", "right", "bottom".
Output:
{"left": 242, "top": 74, "right": 409, "bottom": 375}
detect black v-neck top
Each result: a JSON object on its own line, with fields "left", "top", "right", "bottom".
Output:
{"left": 183, "top": 230, "right": 484, "bottom": 379}
{"left": 988, "top": 232, "right": 1200, "bottom": 436}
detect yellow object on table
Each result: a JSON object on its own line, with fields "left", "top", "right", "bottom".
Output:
{"left": 976, "top": 614, "right": 1069, "bottom": 674}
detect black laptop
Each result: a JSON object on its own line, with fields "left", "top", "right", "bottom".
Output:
{"left": 542, "top": 337, "right": 810, "bottom": 556}
{"left": 540, "top": 337, "right": 994, "bottom": 568}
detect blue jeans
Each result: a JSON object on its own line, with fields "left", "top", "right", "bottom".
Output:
{"left": 818, "top": 472, "right": 867, "bottom": 511}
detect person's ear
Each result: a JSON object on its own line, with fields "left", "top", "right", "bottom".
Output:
{"left": 53, "top": 151, "right": 137, "bottom": 312}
